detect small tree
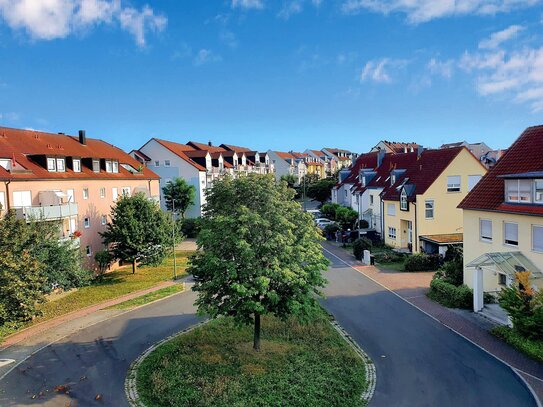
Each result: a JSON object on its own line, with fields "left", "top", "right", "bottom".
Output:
{"left": 307, "top": 178, "right": 336, "bottom": 204}
{"left": 162, "top": 178, "right": 196, "bottom": 218}
{"left": 320, "top": 203, "right": 341, "bottom": 220}
{"left": 95, "top": 250, "right": 114, "bottom": 281}
{"left": 101, "top": 193, "right": 174, "bottom": 274}
{"left": 189, "top": 175, "right": 329, "bottom": 351}
{"left": 335, "top": 206, "right": 358, "bottom": 229}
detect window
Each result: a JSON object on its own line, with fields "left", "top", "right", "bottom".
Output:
{"left": 447, "top": 176, "right": 461, "bottom": 192}
{"left": 112, "top": 187, "right": 118, "bottom": 201}
{"left": 83, "top": 188, "right": 89, "bottom": 200}
{"left": 13, "top": 191, "right": 32, "bottom": 207}
{"left": 105, "top": 160, "right": 113, "bottom": 173}
{"left": 535, "top": 180, "right": 543, "bottom": 203}
{"left": 387, "top": 203, "right": 396, "bottom": 216}
{"left": 155, "top": 161, "right": 160, "bottom": 167}
{"left": 391, "top": 174, "right": 396, "bottom": 185}
{"left": 84, "top": 217, "right": 90, "bottom": 228}
{"left": 113, "top": 161, "right": 119, "bottom": 173}
{"left": 122, "top": 187, "right": 130, "bottom": 197}
{"left": 480, "top": 219, "right": 492, "bottom": 242}
{"left": 505, "top": 179, "right": 532, "bottom": 203}
{"left": 100, "top": 187, "right": 106, "bottom": 198}
{"left": 165, "top": 160, "right": 171, "bottom": 167}
{"left": 400, "top": 189, "right": 408, "bottom": 211}
{"left": 388, "top": 227, "right": 397, "bottom": 239}
{"left": 101, "top": 215, "right": 107, "bottom": 225}
{"left": 468, "top": 175, "right": 482, "bottom": 192}
{"left": 56, "top": 158, "right": 65, "bottom": 172}
{"left": 533, "top": 225, "right": 543, "bottom": 253}
{"left": 92, "top": 159, "right": 100, "bottom": 173}
{"left": 0, "top": 191, "right": 5, "bottom": 211}
{"left": 425, "top": 200, "right": 434, "bottom": 219}
{"left": 86, "top": 245, "right": 92, "bottom": 257}
{"left": 47, "top": 157, "right": 56, "bottom": 171}
{"left": 73, "top": 159, "right": 81, "bottom": 173}
{"left": 498, "top": 274, "right": 507, "bottom": 286}
{"left": 370, "top": 195, "right": 374, "bottom": 205}
{"left": 504, "top": 222, "right": 519, "bottom": 246}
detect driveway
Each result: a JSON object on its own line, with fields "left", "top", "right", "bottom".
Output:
{"left": 321, "top": 245, "right": 537, "bottom": 407}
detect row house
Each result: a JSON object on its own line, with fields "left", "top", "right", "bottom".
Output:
{"left": 132, "top": 138, "right": 273, "bottom": 217}
{"left": 290, "top": 152, "right": 325, "bottom": 179}
{"left": 0, "top": 127, "right": 160, "bottom": 266}
{"left": 370, "top": 140, "right": 420, "bottom": 154}
{"left": 305, "top": 149, "right": 338, "bottom": 176}
{"left": 268, "top": 151, "right": 307, "bottom": 184}
{"left": 440, "top": 141, "right": 505, "bottom": 169}
{"left": 322, "top": 147, "right": 355, "bottom": 170}
{"left": 459, "top": 125, "right": 543, "bottom": 313}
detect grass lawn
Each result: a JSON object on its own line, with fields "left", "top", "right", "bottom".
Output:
{"left": 0, "top": 250, "right": 194, "bottom": 342}
{"left": 137, "top": 307, "right": 368, "bottom": 407}
{"left": 491, "top": 326, "right": 543, "bottom": 363}
{"left": 376, "top": 261, "right": 406, "bottom": 272}
{"left": 107, "top": 284, "right": 185, "bottom": 310}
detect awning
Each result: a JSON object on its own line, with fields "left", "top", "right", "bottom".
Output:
{"left": 419, "top": 233, "right": 463, "bottom": 245}
{"left": 466, "top": 252, "right": 542, "bottom": 281}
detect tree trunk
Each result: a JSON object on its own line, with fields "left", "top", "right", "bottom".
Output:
{"left": 253, "top": 313, "right": 261, "bottom": 352}
{"left": 132, "top": 259, "right": 137, "bottom": 274}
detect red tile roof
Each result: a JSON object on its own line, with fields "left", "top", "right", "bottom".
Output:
{"left": 380, "top": 141, "right": 420, "bottom": 153}
{"left": 0, "top": 127, "right": 159, "bottom": 180}
{"left": 152, "top": 139, "right": 207, "bottom": 171}
{"left": 220, "top": 144, "right": 252, "bottom": 153}
{"left": 459, "top": 125, "right": 543, "bottom": 215}
{"left": 187, "top": 141, "right": 225, "bottom": 153}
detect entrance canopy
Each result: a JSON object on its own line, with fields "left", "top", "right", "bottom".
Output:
{"left": 466, "top": 252, "right": 543, "bottom": 282}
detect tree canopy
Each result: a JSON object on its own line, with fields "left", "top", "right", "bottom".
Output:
{"left": 162, "top": 177, "right": 196, "bottom": 217}
{"left": 307, "top": 178, "right": 336, "bottom": 204}
{"left": 101, "top": 193, "right": 174, "bottom": 273}
{"left": 189, "top": 174, "right": 329, "bottom": 351}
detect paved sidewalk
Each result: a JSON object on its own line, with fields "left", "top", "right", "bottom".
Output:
{"left": 323, "top": 241, "right": 543, "bottom": 403}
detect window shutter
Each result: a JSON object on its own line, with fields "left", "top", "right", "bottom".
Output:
{"left": 480, "top": 220, "right": 492, "bottom": 240}
{"left": 533, "top": 226, "right": 543, "bottom": 252}
{"left": 504, "top": 223, "right": 518, "bottom": 245}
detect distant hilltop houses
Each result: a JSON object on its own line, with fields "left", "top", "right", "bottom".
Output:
{"left": 0, "top": 123, "right": 511, "bottom": 268}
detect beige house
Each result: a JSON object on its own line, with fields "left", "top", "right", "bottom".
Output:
{"left": 459, "top": 125, "right": 543, "bottom": 314}
{"left": 0, "top": 127, "right": 160, "bottom": 267}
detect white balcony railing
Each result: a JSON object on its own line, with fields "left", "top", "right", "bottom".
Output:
{"left": 14, "top": 202, "right": 79, "bottom": 221}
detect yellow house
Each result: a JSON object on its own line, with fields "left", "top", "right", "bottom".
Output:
{"left": 381, "top": 147, "right": 487, "bottom": 254}
{"left": 459, "top": 126, "right": 543, "bottom": 313}
{"left": 306, "top": 160, "right": 325, "bottom": 179}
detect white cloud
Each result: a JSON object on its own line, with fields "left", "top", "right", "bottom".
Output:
{"left": 278, "top": 1, "right": 303, "bottom": 19}
{"left": 479, "top": 25, "right": 524, "bottom": 49}
{"left": 0, "top": 0, "right": 166, "bottom": 46}
{"left": 193, "top": 49, "right": 222, "bottom": 66}
{"left": 360, "top": 58, "right": 407, "bottom": 83}
{"left": 427, "top": 58, "right": 454, "bottom": 78}
{"left": 220, "top": 30, "right": 239, "bottom": 48}
{"left": 231, "top": 0, "right": 264, "bottom": 10}
{"left": 341, "top": 0, "right": 541, "bottom": 23}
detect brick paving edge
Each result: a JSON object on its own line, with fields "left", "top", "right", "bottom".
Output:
{"left": 124, "top": 318, "right": 377, "bottom": 407}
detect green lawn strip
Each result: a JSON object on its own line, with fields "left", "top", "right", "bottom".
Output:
{"left": 137, "top": 307, "right": 367, "bottom": 407}
{"left": 107, "top": 284, "right": 185, "bottom": 310}
{"left": 0, "top": 250, "right": 195, "bottom": 342}
{"left": 491, "top": 326, "right": 543, "bottom": 363}
{"left": 375, "top": 261, "right": 406, "bottom": 272}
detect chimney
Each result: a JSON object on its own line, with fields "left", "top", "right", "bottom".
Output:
{"left": 78, "top": 130, "right": 87, "bottom": 145}
{"left": 208, "top": 140, "right": 212, "bottom": 147}
{"left": 377, "top": 150, "right": 385, "bottom": 168}
{"left": 417, "top": 145, "right": 424, "bottom": 158}
{"left": 404, "top": 146, "right": 408, "bottom": 153}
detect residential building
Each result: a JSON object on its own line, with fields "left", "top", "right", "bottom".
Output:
{"left": 305, "top": 149, "right": 338, "bottom": 176}
{"left": 459, "top": 125, "right": 543, "bottom": 312}
{"left": 0, "top": 127, "right": 160, "bottom": 267}
{"left": 268, "top": 151, "right": 307, "bottom": 183}
{"left": 371, "top": 140, "right": 420, "bottom": 154}
{"left": 441, "top": 141, "right": 504, "bottom": 169}
{"left": 380, "top": 147, "right": 486, "bottom": 254}
{"left": 322, "top": 148, "right": 355, "bottom": 170}
{"left": 133, "top": 139, "right": 273, "bottom": 217}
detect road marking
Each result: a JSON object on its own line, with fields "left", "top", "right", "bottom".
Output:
{"left": 322, "top": 246, "right": 543, "bottom": 407}
{"left": 0, "top": 359, "right": 15, "bottom": 368}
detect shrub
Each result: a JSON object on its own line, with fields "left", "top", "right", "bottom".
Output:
{"left": 498, "top": 284, "right": 543, "bottom": 341}
{"left": 492, "top": 326, "right": 543, "bottom": 363}
{"left": 404, "top": 254, "right": 442, "bottom": 272}
{"left": 373, "top": 251, "right": 405, "bottom": 264}
{"left": 439, "top": 259, "right": 463, "bottom": 287}
{"left": 320, "top": 203, "right": 340, "bottom": 220}
{"left": 352, "top": 237, "right": 373, "bottom": 260}
{"left": 179, "top": 217, "right": 202, "bottom": 238}
{"left": 323, "top": 223, "right": 340, "bottom": 240}
{"left": 335, "top": 207, "right": 358, "bottom": 229}
{"left": 427, "top": 279, "right": 473, "bottom": 309}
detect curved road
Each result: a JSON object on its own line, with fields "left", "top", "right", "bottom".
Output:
{"left": 0, "top": 249, "right": 537, "bottom": 406}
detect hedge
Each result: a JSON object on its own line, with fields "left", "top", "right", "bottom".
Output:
{"left": 353, "top": 237, "right": 372, "bottom": 260}
{"left": 404, "top": 254, "right": 442, "bottom": 272}
{"left": 427, "top": 279, "right": 473, "bottom": 309}
{"left": 492, "top": 326, "right": 543, "bottom": 363}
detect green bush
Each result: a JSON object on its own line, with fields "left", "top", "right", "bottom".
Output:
{"left": 323, "top": 223, "right": 340, "bottom": 239}
{"left": 498, "top": 286, "right": 543, "bottom": 341}
{"left": 427, "top": 279, "right": 473, "bottom": 309}
{"left": 179, "top": 217, "right": 202, "bottom": 238}
{"left": 492, "top": 326, "right": 543, "bottom": 363}
{"left": 404, "top": 254, "right": 442, "bottom": 272}
{"left": 439, "top": 259, "right": 463, "bottom": 286}
{"left": 373, "top": 251, "right": 405, "bottom": 264}
{"left": 320, "top": 203, "right": 340, "bottom": 220}
{"left": 353, "top": 237, "right": 372, "bottom": 260}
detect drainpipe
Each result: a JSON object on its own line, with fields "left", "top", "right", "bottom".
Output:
{"left": 380, "top": 197, "right": 385, "bottom": 242}
{"left": 4, "top": 180, "right": 11, "bottom": 210}
{"left": 413, "top": 201, "right": 418, "bottom": 253}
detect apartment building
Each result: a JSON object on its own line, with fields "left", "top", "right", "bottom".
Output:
{"left": 441, "top": 141, "right": 505, "bottom": 169}
{"left": 305, "top": 149, "right": 338, "bottom": 176}
{"left": 0, "top": 127, "right": 160, "bottom": 266}
{"left": 268, "top": 151, "right": 307, "bottom": 183}
{"left": 322, "top": 147, "right": 355, "bottom": 170}
{"left": 459, "top": 125, "right": 543, "bottom": 312}
{"left": 371, "top": 140, "right": 420, "bottom": 154}
{"left": 133, "top": 139, "right": 273, "bottom": 217}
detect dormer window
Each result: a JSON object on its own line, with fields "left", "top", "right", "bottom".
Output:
{"left": 56, "top": 158, "right": 65, "bottom": 172}
{"left": 400, "top": 189, "right": 408, "bottom": 211}
{"left": 505, "top": 179, "right": 532, "bottom": 203}
{"left": 73, "top": 159, "right": 81, "bottom": 173}
{"left": 47, "top": 157, "right": 56, "bottom": 172}
{"left": 92, "top": 159, "right": 100, "bottom": 173}
{"left": 113, "top": 161, "right": 119, "bottom": 173}
{"left": 106, "top": 160, "right": 113, "bottom": 173}
{"left": 535, "top": 180, "right": 543, "bottom": 203}
{"left": 391, "top": 174, "right": 396, "bottom": 185}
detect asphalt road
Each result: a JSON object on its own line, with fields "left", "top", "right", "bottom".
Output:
{"left": 321, "top": 247, "right": 537, "bottom": 407}
{"left": 0, "top": 250, "right": 537, "bottom": 407}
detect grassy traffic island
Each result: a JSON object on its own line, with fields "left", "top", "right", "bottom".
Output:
{"left": 136, "top": 308, "right": 370, "bottom": 407}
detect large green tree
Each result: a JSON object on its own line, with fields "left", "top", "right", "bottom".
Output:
{"left": 189, "top": 174, "right": 329, "bottom": 351}
{"left": 307, "top": 178, "right": 337, "bottom": 204}
{"left": 162, "top": 177, "right": 196, "bottom": 218}
{"left": 101, "top": 193, "right": 174, "bottom": 274}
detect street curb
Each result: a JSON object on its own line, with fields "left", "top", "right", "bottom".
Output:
{"left": 125, "top": 317, "right": 377, "bottom": 407}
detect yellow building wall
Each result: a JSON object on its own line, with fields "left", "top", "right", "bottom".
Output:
{"left": 463, "top": 209, "right": 543, "bottom": 292}
{"left": 383, "top": 148, "right": 486, "bottom": 253}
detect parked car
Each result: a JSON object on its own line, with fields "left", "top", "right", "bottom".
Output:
{"left": 306, "top": 209, "right": 322, "bottom": 218}
{"left": 315, "top": 218, "right": 335, "bottom": 229}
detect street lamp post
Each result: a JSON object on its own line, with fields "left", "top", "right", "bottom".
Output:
{"left": 172, "top": 198, "right": 177, "bottom": 280}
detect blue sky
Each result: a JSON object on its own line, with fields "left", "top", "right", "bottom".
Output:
{"left": 1, "top": 0, "right": 543, "bottom": 153}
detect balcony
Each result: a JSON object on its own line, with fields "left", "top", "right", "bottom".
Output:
{"left": 15, "top": 202, "right": 79, "bottom": 222}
